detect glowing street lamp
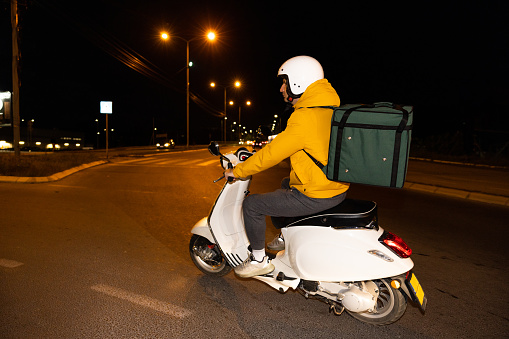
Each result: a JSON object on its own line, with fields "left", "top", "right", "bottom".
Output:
{"left": 160, "top": 30, "right": 216, "bottom": 147}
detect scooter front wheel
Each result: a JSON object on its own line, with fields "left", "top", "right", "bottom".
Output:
{"left": 347, "top": 278, "right": 407, "bottom": 326}
{"left": 189, "top": 234, "right": 232, "bottom": 276}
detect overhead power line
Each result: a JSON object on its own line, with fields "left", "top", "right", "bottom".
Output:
{"left": 32, "top": 0, "right": 224, "bottom": 117}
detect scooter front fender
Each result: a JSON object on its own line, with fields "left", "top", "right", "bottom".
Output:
{"left": 190, "top": 217, "right": 215, "bottom": 243}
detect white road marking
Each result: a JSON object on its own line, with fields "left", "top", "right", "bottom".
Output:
{"left": 91, "top": 284, "right": 192, "bottom": 318}
{"left": 0, "top": 258, "right": 24, "bottom": 268}
{"left": 180, "top": 159, "right": 202, "bottom": 166}
{"left": 117, "top": 158, "right": 148, "bottom": 164}
{"left": 136, "top": 158, "right": 167, "bottom": 164}
{"left": 116, "top": 156, "right": 220, "bottom": 167}
{"left": 157, "top": 159, "right": 180, "bottom": 165}
{"left": 198, "top": 159, "right": 221, "bottom": 167}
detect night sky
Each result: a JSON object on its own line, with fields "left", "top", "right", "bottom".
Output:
{"left": 0, "top": 0, "right": 508, "bottom": 147}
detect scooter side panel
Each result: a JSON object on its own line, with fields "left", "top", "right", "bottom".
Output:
{"left": 286, "top": 226, "right": 414, "bottom": 281}
{"left": 208, "top": 180, "right": 251, "bottom": 266}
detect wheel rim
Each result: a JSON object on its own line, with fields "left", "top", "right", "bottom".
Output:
{"left": 374, "top": 280, "right": 395, "bottom": 316}
{"left": 191, "top": 237, "right": 227, "bottom": 273}
{"left": 356, "top": 280, "right": 395, "bottom": 319}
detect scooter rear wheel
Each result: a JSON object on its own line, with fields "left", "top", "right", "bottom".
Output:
{"left": 189, "top": 234, "right": 232, "bottom": 276}
{"left": 347, "top": 278, "right": 407, "bottom": 325}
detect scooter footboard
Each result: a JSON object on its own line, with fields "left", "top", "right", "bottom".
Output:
{"left": 251, "top": 250, "right": 301, "bottom": 292}
{"left": 252, "top": 274, "right": 300, "bottom": 292}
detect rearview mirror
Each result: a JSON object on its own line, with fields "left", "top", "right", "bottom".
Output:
{"left": 208, "top": 141, "right": 220, "bottom": 156}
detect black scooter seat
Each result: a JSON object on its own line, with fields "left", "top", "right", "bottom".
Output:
{"left": 271, "top": 199, "right": 378, "bottom": 230}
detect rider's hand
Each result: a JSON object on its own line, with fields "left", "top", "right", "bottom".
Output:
{"left": 224, "top": 168, "right": 236, "bottom": 182}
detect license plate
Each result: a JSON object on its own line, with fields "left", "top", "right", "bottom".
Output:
{"left": 406, "top": 271, "right": 427, "bottom": 312}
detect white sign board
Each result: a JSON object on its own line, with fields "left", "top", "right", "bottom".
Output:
{"left": 100, "top": 101, "right": 112, "bottom": 114}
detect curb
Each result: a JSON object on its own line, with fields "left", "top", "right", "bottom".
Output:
{"left": 0, "top": 160, "right": 108, "bottom": 184}
{"left": 404, "top": 182, "right": 509, "bottom": 207}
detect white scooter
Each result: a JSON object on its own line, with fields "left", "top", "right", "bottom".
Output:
{"left": 189, "top": 142, "right": 427, "bottom": 326}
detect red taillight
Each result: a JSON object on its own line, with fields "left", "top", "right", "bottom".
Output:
{"left": 379, "top": 231, "right": 412, "bottom": 258}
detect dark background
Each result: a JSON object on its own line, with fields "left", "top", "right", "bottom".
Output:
{"left": 0, "top": 0, "right": 508, "bottom": 150}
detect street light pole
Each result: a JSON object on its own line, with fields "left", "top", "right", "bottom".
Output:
{"left": 186, "top": 40, "right": 190, "bottom": 148}
{"left": 11, "top": 0, "right": 20, "bottom": 157}
{"left": 210, "top": 81, "right": 240, "bottom": 143}
{"left": 95, "top": 119, "right": 99, "bottom": 149}
{"left": 223, "top": 87, "right": 227, "bottom": 142}
{"left": 240, "top": 101, "right": 251, "bottom": 141}
{"left": 238, "top": 106, "right": 241, "bottom": 141}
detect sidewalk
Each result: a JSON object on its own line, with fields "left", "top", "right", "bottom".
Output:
{"left": 404, "top": 158, "right": 509, "bottom": 206}
{"left": 0, "top": 160, "right": 107, "bottom": 184}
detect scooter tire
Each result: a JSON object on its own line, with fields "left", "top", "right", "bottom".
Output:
{"left": 347, "top": 278, "right": 407, "bottom": 326}
{"left": 189, "top": 234, "right": 232, "bottom": 277}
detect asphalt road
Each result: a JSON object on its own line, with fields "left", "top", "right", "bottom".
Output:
{"left": 1, "top": 147, "right": 508, "bottom": 338}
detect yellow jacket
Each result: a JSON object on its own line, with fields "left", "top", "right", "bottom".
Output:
{"left": 233, "top": 79, "right": 350, "bottom": 198}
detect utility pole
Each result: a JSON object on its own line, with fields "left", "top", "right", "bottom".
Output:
{"left": 186, "top": 41, "right": 190, "bottom": 148}
{"left": 11, "top": 0, "right": 20, "bottom": 157}
{"left": 150, "top": 117, "right": 155, "bottom": 145}
{"left": 105, "top": 114, "right": 109, "bottom": 159}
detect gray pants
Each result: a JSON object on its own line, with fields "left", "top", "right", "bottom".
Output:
{"left": 243, "top": 177, "right": 346, "bottom": 250}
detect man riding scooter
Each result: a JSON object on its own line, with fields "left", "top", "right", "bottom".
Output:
{"left": 225, "top": 55, "right": 350, "bottom": 278}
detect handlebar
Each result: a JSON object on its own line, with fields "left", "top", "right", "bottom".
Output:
{"left": 213, "top": 163, "right": 234, "bottom": 183}
{"left": 213, "top": 175, "right": 225, "bottom": 183}
{"left": 208, "top": 142, "right": 250, "bottom": 183}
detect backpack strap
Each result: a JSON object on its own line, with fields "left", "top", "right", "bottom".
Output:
{"left": 295, "top": 105, "right": 337, "bottom": 110}
{"left": 297, "top": 105, "right": 337, "bottom": 169}
{"left": 303, "top": 149, "right": 324, "bottom": 169}
{"left": 331, "top": 104, "right": 371, "bottom": 180}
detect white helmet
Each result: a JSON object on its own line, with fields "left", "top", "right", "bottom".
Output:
{"left": 278, "top": 56, "right": 324, "bottom": 101}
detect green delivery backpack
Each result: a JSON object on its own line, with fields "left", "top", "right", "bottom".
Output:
{"left": 304, "top": 102, "right": 413, "bottom": 188}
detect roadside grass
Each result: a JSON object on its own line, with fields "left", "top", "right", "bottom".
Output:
{"left": 0, "top": 152, "right": 103, "bottom": 177}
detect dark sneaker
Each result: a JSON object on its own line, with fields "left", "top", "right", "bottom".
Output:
{"left": 267, "top": 234, "right": 285, "bottom": 251}
{"left": 234, "top": 255, "right": 275, "bottom": 278}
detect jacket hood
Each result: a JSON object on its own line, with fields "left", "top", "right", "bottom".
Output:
{"left": 293, "top": 79, "right": 340, "bottom": 108}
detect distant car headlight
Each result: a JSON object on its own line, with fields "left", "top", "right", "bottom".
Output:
{"left": 156, "top": 143, "right": 161, "bottom": 147}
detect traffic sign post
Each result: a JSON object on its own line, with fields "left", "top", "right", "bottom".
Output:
{"left": 100, "top": 101, "right": 112, "bottom": 159}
